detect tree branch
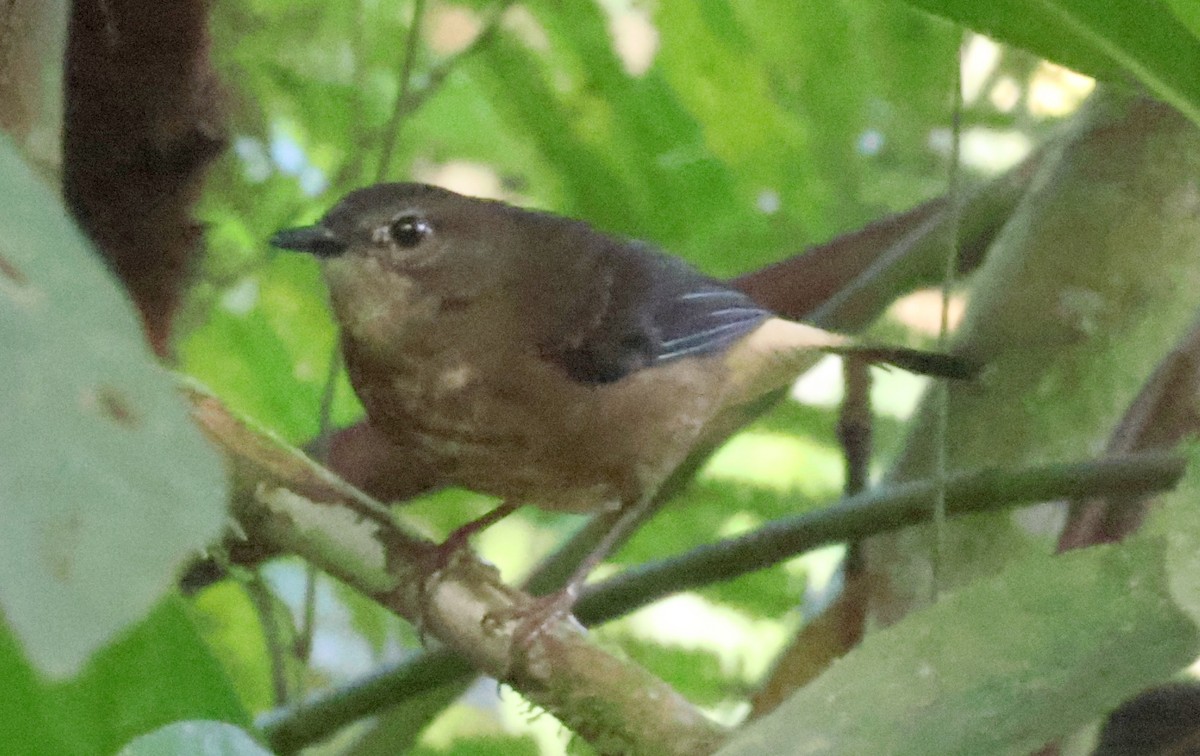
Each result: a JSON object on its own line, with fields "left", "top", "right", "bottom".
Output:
{"left": 62, "top": 0, "right": 226, "bottom": 357}
{"left": 575, "top": 451, "right": 1184, "bottom": 625}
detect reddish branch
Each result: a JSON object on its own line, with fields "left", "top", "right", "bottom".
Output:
{"left": 62, "top": 0, "right": 226, "bottom": 357}
{"left": 1058, "top": 311, "right": 1200, "bottom": 551}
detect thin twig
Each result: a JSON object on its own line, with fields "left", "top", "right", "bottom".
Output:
{"left": 837, "top": 353, "right": 872, "bottom": 582}
{"left": 260, "top": 647, "right": 472, "bottom": 752}
{"left": 376, "top": 0, "right": 427, "bottom": 182}
{"left": 575, "top": 451, "right": 1184, "bottom": 625}
{"left": 329, "top": 2, "right": 512, "bottom": 192}
{"left": 246, "top": 570, "right": 292, "bottom": 706}
{"left": 839, "top": 358, "right": 874, "bottom": 497}
{"left": 932, "top": 34, "right": 968, "bottom": 594}
{"left": 293, "top": 343, "right": 343, "bottom": 687}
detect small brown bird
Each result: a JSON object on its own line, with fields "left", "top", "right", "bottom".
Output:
{"left": 271, "top": 183, "right": 966, "bottom": 631}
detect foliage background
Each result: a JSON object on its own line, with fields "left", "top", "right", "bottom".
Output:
{"left": 4, "top": 0, "right": 1200, "bottom": 754}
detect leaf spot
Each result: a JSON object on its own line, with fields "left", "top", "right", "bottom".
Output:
{"left": 0, "top": 253, "right": 27, "bottom": 286}
{"left": 83, "top": 385, "right": 142, "bottom": 428}
{"left": 41, "top": 511, "right": 82, "bottom": 583}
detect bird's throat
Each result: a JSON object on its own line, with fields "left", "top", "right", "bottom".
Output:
{"left": 323, "top": 256, "right": 442, "bottom": 361}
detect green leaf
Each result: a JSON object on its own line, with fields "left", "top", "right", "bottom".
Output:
{"left": 0, "top": 137, "right": 229, "bottom": 677}
{"left": 1146, "top": 445, "right": 1200, "bottom": 628}
{"left": 117, "top": 721, "right": 271, "bottom": 756}
{"left": 1, "top": 599, "right": 250, "bottom": 756}
{"left": 337, "top": 681, "right": 474, "bottom": 756}
{"left": 1164, "top": 0, "right": 1200, "bottom": 40}
{"left": 615, "top": 637, "right": 738, "bottom": 707}
{"left": 717, "top": 539, "right": 1198, "bottom": 755}
{"left": 899, "top": 0, "right": 1200, "bottom": 127}
{"left": 190, "top": 582, "right": 276, "bottom": 714}
{"left": 180, "top": 237, "right": 368, "bottom": 441}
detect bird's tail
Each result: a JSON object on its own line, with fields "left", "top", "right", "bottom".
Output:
{"left": 823, "top": 345, "right": 980, "bottom": 381}
{"left": 721, "top": 318, "right": 979, "bottom": 409}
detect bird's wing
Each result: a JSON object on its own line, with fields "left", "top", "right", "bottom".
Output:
{"left": 650, "top": 267, "right": 773, "bottom": 363}
{"left": 531, "top": 235, "right": 772, "bottom": 385}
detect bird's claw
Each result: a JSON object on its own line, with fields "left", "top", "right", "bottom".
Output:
{"left": 483, "top": 587, "right": 583, "bottom": 666}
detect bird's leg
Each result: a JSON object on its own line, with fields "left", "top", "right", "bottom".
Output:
{"left": 490, "top": 497, "right": 651, "bottom": 651}
{"left": 431, "top": 498, "right": 523, "bottom": 569}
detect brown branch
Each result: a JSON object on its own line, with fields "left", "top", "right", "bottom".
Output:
{"left": 62, "top": 0, "right": 226, "bottom": 357}
{"left": 1058, "top": 307, "right": 1200, "bottom": 551}
{"left": 257, "top": 448, "right": 1188, "bottom": 751}
{"left": 732, "top": 152, "right": 1036, "bottom": 324}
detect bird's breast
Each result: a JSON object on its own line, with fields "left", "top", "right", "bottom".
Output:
{"left": 342, "top": 326, "right": 728, "bottom": 514}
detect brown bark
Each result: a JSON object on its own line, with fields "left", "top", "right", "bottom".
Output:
{"left": 62, "top": 0, "right": 226, "bottom": 356}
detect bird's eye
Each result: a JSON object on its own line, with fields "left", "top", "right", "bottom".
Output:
{"left": 388, "top": 215, "right": 431, "bottom": 248}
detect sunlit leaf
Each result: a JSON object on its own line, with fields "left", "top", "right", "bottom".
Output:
{"left": 0, "top": 138, "right": 228, "bottom": 677}
{"left": 900, "top": 0, "right": 1200, "bottom": 127}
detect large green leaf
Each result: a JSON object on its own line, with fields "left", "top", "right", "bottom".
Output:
{"left": 1164, "top": 0, "right": 1200, "bottom": 40}
{"left": 899, "top": 0, "right": 1200, "bottom": 127}
{"left": 1, "top": 599, "right": 250, "bottom": 756}
{"left": 717, "top": 538, "right": 1198, "bottom": 755}
{"left": 0, "top": 137, "right": 229, "bottom": 676}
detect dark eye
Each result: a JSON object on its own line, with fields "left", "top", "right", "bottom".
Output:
{"left": 388, "top": 215, "right": 431, "bottom": 248}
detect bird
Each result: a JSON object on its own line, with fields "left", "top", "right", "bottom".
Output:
{"left": 270, "top": 182, "right": 969, "bottom": 637}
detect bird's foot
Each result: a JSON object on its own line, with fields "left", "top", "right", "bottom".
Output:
{"left": 483, "top": 585, "right": 583, "bottom": 667}
{"left": 413, "top": 500, "right": 521, "bottom": 642}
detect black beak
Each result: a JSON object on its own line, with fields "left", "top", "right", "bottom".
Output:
{"left": 269, "top": 225, "right": 347, "bottom": 258}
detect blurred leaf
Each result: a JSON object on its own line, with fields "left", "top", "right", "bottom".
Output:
{"left": 700, "top": 564, "right": 799, "bottom": 619}
{"left": 464, "top": 33, "right": 645, "bottom": 232}
{"left": 179, "top": 252, "right": 361, "bottom": 442}
{"left": 0, "top": 620, "right": 72, "bottom": 756}
{"left": 1147, "top": 445, "right": 1200, "bottom": 628}
{"left": 899, "top": 0, "right": 1200, "bottom": 127}
{"left": 181, "top": 304, "right": 318, "bottom": 440}
{"left": 703, "top": 432, "right": 844, "bottom": 493}
{"left": 331, "top": 578, "right": 417, "bottom": 655}
{"left": 717, "top": 538, "right": 1198, "bottom": 755}
{"left": 1, "top": 599, "right": 249, "bottom": 756}
{"left": 523, "top": 0, "right": 740, "bottom": 246}
{"left": 616, "top": 637, "right": 741, "bottom": 707}
{"left": 616, "top": 481, "right": 810, "bottom": 565}
{"left": 398, "top": 488, "right": 504, "bottom": 542}
{"left": 0, "top": 137, "right": 228, "bottom": 676}
{"left": 191, "top": 582, "right": 275, "bottom": 714}
{"left": 340, "top": 681, "right": 474, "bottom": 756}
{"left": 1164, "top": 0, "right": 1200, "bottom": 40}
{"left": 410, "top": 734, "right": 541, "bottom": 756}
{"left": 117, "top": 721, "right": 271, "bottom": 756}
